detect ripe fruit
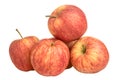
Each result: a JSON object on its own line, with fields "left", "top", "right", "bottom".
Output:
{"left": 46, "top": 5, "right": 87, "bottom": 42}
{"left": 30, "top": 38, "right": 70, "bottom": 76}
{"left": 71, "top": 36, "right": 109, "bottom": 73}
{"left": 9, "top": 29, "right": 39, "bottom": 71}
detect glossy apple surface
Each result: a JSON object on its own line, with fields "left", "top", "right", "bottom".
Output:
{"left": 9, "top": 36, "right": 39, "bottom": 71}
{"left": 71, "top": 36, "right": 109, "bottom": 73}
{"left": 47, "top": 5, "right": 87, "bottom": 42}
{"left": 31, "top": 38, "right": 70, "bottom": 76}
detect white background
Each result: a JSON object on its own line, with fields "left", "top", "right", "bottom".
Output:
{"left": 0, "top": 0, "right": 119, "bottom": 80}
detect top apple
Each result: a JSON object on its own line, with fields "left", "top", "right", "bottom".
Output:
{"left": 47, "top": 5, "right": 87, "bottom": 42}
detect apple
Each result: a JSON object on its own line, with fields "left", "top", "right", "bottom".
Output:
{"left": 30, "top": 38, "right": 70, "bottom": 76}
{"left": 71, "top": 36, "right": 109, "bottom": 73}
{"left": 9, "top": 29, "right": 39, "bottom": 71}
{"left": 46, "top": 5, "right": 87, "bottom": 42}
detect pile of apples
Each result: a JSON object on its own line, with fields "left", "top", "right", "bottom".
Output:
{"left": 9, "top": 5, "right": 109, "bottom": 76}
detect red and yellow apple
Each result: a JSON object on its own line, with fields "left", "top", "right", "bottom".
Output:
{"left": 47, "top": 5, "right": 87, "bottom": 42}
{"left": 30, "top": 38, "right": 70, "bottom": 76}
{"left": 71, "top": 36, "right": 109, "bottom": 73}
{"left": 9, "top": 29, "right": 39, "bottom": 71}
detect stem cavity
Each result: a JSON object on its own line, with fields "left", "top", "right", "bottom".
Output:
{"left": 51, "top": 42, "right": 54, "bottom": 46}
{"left": 81, "top": 45, "right": 86, "bottom": 54}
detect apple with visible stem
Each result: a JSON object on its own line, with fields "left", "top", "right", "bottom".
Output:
{"left": 71, "top": 36, "right": 109, "bottom": 73}
{"left": 46, "top": 5, "right": 87, "bottom": 42}
{"left": 30, "top": 38, "right": 70, "bottom": 76}
{"left": 9, "top": 29, "right": 39, "bottom": 71}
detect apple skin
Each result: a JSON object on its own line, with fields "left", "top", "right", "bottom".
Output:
{"left": 47, "top": 5, "right": 87, "bottom": 42}
{"left": 30, "top": 38, "right": 70, "bottom": 76}
{"left": 71, "top": 36, "right": 109, "bottom": 73}
{"left": 9, "top": 36, "right": 39, "bottom": 71}
{"left": 66, "top": 40, "right": 78, "bottom": 69}
{"left": 66, "top": 40, "right": 78, "bottom": 50}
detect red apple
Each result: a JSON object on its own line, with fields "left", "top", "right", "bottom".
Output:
{"left": 30, "top": 38, "right": 70, "bottom": 76}
{"left": 9, "top": 29, "right": 39, "bottom": 71}
{"left": 71, "top": 36, "right": 109, "bottom": 73}
{"left": 46, "top": 5, "right": 87, "bottom": 42}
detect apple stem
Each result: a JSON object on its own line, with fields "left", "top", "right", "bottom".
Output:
{"left": 46, "top": 15, "right": 56, "bottom": 18}
{"left": 16, "top": 29, "right": 23, "bottom": 39}
{"left": 82, "top": 45, "right": 86, "bottom": 54}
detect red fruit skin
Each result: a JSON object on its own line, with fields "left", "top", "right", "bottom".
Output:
{"left": 66, "top": 40, "right": 78, "bottom": 69}
{"left": 31, "top": 38, "right": 70, "bottom": 76}
{"left": 66, "top": 40, "right": 78, "bottom": 50}
{"left": 71, "top": 36, "right": 109, "bottom": 73}
{"left": 48, "top": 5, "right": 87, "bottom": 42}
{"left": 9, "top": 36, "right": 39, "bottom": 71}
